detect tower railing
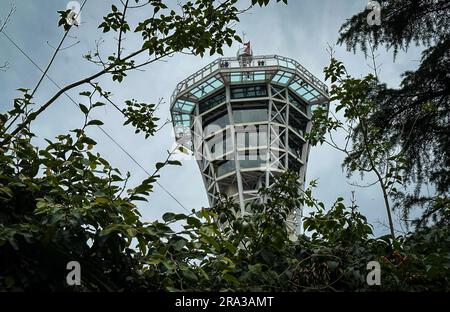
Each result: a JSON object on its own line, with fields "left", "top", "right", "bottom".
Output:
{"left": 170, "top": 55, "right": 328, "bottom": 106}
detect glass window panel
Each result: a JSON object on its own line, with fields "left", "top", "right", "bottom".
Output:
{"left": 233, "top": 108, "right": 268, "bottom": 124}
{"left": 174, "top": 99, "right": 195, "bottom": 113}
{"left": 288, "top": 132, "right": 303, "bottom": 159}
{"left": 304, "top": 84, "right": 314, "bottom": 92}
{"left": 271, "top": 71, "right": 292, "bottom": 85}
{"left": 298, "top": 86, "right": 309, "bottom": 96}
{"left": 288, "top": 157, "right": 302, "bottom": 173}
{"left": 272, "top": 73, "right": 282, "bottom": 82}
{"left": 231, "top": 85, "right": 267, "bottom": 99}
{"left": 310, "top": 89, "right": 320, "bottom": 97}
{"left": 211, "top": 79, "right": 223, "bottom": 88}
{"left": 289, "top": 81, "right": 301, "bottom": 91}
{"left": 240, "top": 158, "right": 265, "bottom": 169}
{"left": 231, "top": 73, "right": 241, "bottom": 82}
{"left": 229, "top": 72, "right": 266, "bottom": 83}
{"left": 289, "top": 78, "right": 308, "bottom": 93}
{"left": 204, "top": 113, "right": 229, "bottom": 136}
{"left": 192, "top": 88, "right": 205, "bottom": 98}
{"left": 302, "top": 92, "right": 315, "bottom": 101}
{"left": 271, "top": 85, "right": 286, "bottom": 100}
{"left": 204, "top": 85, "right": 214, "bottom": 94}
{"left": 287, "top": 61, "right": 296, "bottom": 69}
{"left": 217, "top": 160, "right": 235, "bottom": 176}
{"left": 208, "top": 132, "right": 232, "bottom": 158}
{"left": 174, "top": 114, "right": 189, "bottom": 122}
{"left": 289, "top": 109, "right": 308, "bottom": 136}
{"left": 235, "top": 124, "right": 268, "bottom": 149}
{"left": 254, "top": 72, "right": 266, "bottom": 80}
{"left": 279, "top": 75, "right": 291, "bottom": 84}
{"left": 288, "top": 91, "right": 307, "bottom": 114}
{"left": 191, "top": 76, "right": 223, "bottom": 99}
{"left": 199, "top": 90, "right": 225, "bottom": 113}
{"left": 224, "top": 135, "right": 233, "bottom": 154}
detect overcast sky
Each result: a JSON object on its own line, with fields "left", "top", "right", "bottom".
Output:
{"left": 0, "top": 0, "right": 424, "bottom": 236}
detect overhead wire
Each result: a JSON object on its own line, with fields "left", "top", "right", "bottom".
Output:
{"left": 0, "top": 8, "right": 189, "bottom": 213}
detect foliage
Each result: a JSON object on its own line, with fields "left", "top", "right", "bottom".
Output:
{"left": 337, "top": 0, "right": 450, "bottom": 226}
{"left": 1, "top": 86, "right": 447, "bottom": 291}
{"left": 308, "top": 55, "right": 407, "bottom": 239}
{"left": 122, "top": 99, "right": 160, "bottom": 139}
{"left": 1, "top": 0, "right": 448, "bottom": 293}
{"left": 1, "top": 115, "right": 448, "bottom": 291}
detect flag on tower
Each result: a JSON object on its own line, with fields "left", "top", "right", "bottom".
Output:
{"left": 243, "top": 41, "right": 251, "bottom": 54}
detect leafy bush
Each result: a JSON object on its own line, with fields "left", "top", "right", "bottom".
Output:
{"left": 1, "top": 108, "right": 448, "bottom": 291}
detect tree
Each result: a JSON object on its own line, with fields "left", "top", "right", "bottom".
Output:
{"left": 1, "top": 0, "right": 448, "bottom": 293}
{"left": 0, "top": 0, "right": 287, "bottom": 291}
{"left": 337, "top": 0, "right": 450, "bottom": 227}
{"left": 308, "top": 50, "right": 407, "bottom": 240}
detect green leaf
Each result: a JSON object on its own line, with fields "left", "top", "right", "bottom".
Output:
{"left": 182, "top": 270, "right": 198, "bottom": 282}
{"left": 162, "top": 212, "right": 176, "bottom": 222}
{"left": 172, "top": 238, "right": 187, "bottom": 251}
{"left": 79, "top": 91, "right": 91, "bottom": 97}
{"left": 93, "top": 102, "right": 106, "bottom": 108}
{"left": 87, "top": 120, "right": 104, "bottom": 126}
{"left": 222, "top": 273, "right": 239, "bottom": 285}
{"left": 101, "top": 223, "right": 121, "bottom": 236}
{"left": 79, "top": 104, "right": 89, "bottom": 114}
{"left": 155, "top": 162, "right": 165, "bottom": 170}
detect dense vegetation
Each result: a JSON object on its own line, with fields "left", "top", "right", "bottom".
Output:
{"left": 0, "top": 119, "right": 448, "bottom": 290}
{"left": 0, "top": 0, "right": 448, "bottom": 291}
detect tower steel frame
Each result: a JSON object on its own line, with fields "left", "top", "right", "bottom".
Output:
{"left": 170, "top": 55, "right": 329, "bottom": 234}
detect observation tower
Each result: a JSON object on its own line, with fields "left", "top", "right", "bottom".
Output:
{"left": 170, "top": 43, "right": 329, "bottom": 233}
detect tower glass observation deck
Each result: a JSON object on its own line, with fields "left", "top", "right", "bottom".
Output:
{"left": 170, "top": 53, "right": 329, "bottom": 233}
